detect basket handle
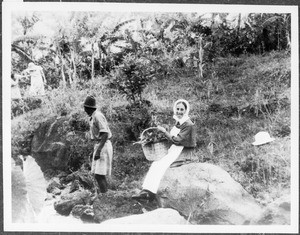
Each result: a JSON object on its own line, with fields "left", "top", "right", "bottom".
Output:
{"left": 133, "top": 127, "right": 165, "bottom": 145}
{"left": 140, "top": 127, "right": 159, "bottom": 139}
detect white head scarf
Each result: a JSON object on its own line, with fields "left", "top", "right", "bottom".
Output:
{"left": 173, "top": 99, "right": 190, "bottom": 125}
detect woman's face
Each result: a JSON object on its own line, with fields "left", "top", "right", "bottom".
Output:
{"left": 175, "top": 103, "right": 186, "bottom": 119}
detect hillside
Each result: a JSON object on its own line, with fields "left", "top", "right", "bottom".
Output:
{"left": 11, "top": 51, "right": 291, "bottom": 210}
{"left": 124, "top": 51, "right": 291, "bottom": 200}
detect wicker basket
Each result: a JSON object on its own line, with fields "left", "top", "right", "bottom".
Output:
{"left": 140, "top": 127, "right": 170, "bottom": 161}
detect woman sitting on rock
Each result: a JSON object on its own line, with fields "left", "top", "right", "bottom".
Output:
{"left": 132, "top": 99, "right": 196, "bottom": 203}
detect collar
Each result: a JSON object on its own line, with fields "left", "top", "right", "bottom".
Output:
{"left": 173, "top": 114, "right": 190, "bottom": 125}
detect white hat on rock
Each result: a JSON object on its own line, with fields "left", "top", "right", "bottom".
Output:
{"left": 28, "top": 62, "right": 36, "bottom": 71}
{"left": 252, "top": 131, "right": 275, "bottom": 146}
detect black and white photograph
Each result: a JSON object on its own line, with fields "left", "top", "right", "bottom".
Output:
{"left": 2, "top": 1, "right": 299, "bottom": 233}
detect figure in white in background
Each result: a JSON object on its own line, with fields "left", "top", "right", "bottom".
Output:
{"left": 25, "top": 62, "right": 46, "bottom": 97}
{"left": 11, "top": 73, "right": 22, "bottom": 100}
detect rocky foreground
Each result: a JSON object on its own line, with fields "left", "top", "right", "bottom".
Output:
{"left": 47, "top": 162, "right": 290, "bottom": 225}
{"left": 12, "top": 115, "right": 290, "bottom": 225}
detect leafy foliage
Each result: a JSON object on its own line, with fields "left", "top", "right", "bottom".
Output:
{"left": 123, "top": 101, "right": 153, "bottom": 141}
{"left": 139, "top": 128, "right": 168, "bottom": 145}
{"left": 69, "top": 112, "right": 90, "bottom": 132}
{"left": 11, "top": 97, "right": 42, "bottom": 117}
{"left": 108, "top": 53, "right": 156, "bottom": 103}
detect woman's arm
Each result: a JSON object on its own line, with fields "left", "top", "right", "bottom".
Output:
{"left": 171, "top": 125, "right": 192, "bottom": 146}
{"left": 156, "top": 126, "right": 173, "bottom": 140}
{"left": 157, "top": 124, "right": 195, "bottom": 146}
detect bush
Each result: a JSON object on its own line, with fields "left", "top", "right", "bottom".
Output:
{"left": 11, "top": 97, "right": 42, "bottom": 117}
{"left": 66, "top": 111, "right": 93, "bottom": 172}
{"left": 108, "top": 53, "right": 156, "bottom": 104}
{"left": 67, "top": 134, "right": 93, "bottom": 172}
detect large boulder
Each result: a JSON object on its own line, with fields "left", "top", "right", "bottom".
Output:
{"left": 158, "top": 163, "right": 264, "bottom": 225}
{"left": 31, "top": 117, "right": 70, "bottom": 171}
{"left": 31, "top": 115, "right": 91, "bottom": 172}
{"left": 101, "top": 208, "right": 188, "bottom": 224}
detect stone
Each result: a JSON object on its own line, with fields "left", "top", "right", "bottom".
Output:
{"left": 54, "top": 190, "right": 91, "bottom": 216}
{"left": 158, "top": 162, "right": 264, "bottom": 225}
{"left": 47, "top": 178, "right": 64, "bottom": 193}
{"left": 71, "top": 204, "right": 94, "bottom": 223}
{"left": 31, "top": 117, "right": 70, "bottom": 172}
{"left": 70, "top": 179, "right": 81, "bottom": 193}
{"left": 65, "top": 170, "right": 95, "bottom": 190}
{"left": 258, "top": 192, "right": 291, "bottom": 225}
{"left": 92, "top": 190, "right": 143, "bottom": 223}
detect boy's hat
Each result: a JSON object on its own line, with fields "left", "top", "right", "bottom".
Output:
{"left": 252, "top": 131, "right": 275, "bottom": 146}
{"left": 83, "top": 95, "right": 96, "bottom": 108}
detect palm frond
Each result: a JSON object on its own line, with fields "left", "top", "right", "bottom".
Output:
{"left": 112, "top": 19, "right": 136, "bottom": 34}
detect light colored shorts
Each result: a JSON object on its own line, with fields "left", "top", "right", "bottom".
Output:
{"left": 91, "top": 140, "right": 113, "bottom": 175}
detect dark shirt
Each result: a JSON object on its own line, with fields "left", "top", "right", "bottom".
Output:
{"left": 171, "top": 119, "right": 196, "bottom": 147}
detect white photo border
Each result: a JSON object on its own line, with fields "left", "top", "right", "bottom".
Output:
{"left": 2, "top": 1, "right": 299, "bottom": 233}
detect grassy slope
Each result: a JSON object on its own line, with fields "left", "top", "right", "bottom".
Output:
{"left": 141, "top": 51, "right": 291, "bottom": 202}
{"left": 11, "top": 51, "right": 291, "bottom": 205}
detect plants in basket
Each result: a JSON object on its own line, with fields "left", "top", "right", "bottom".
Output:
{"left": 136, "top": 127, "right": 170, "bottom": 161}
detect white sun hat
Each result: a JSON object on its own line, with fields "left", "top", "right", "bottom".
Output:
{"left": 28, "top": 62, "right": 36, "bottom": 71}
{"left": 252, "top": 131, "right": 275, "bottom": 146}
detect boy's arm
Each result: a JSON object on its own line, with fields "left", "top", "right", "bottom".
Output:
{"left": 94, "top": 132, "right": 108, "bottom": 160}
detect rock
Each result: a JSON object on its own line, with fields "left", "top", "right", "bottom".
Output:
{"left": 54, "top": 190, "right": 91, "bottom": 216}
{"left": 71, "top": 205, "right": 94, "bottom": 223}
{"left": 47, "top": 178, "right": 64, "bottom": 193}
{"left": 57, "top": 171, "right": 69, "bottom": 184}
{"left": 52, "top": 187, "right": 62, "bottom": 196}
{"left": 101, "top": 208, "right": 188, "bottom": 224}
{"left": 258, "top": 193, "right": 290, "bottom": 225}
{"left": 70, "top": 179, "right": 81, "bottom": 193}
{"left": 31, "top": 115, "right": 92, "bottom": 173}
{"left": 65, "top": 170, "right": 95, "bottom": 190}
{"left": 45, "top": 193, "right": 55, "bottom": 201}
{"left": 31, "top": 117, "right": 70, "bottom": 171}
{"left": 92, "top": 190, "right": 143, "bottom": 223}
{"left": 158, "top": 163, "right": 264, "bottom": 225}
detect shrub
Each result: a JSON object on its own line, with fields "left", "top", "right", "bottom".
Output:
{"left": 11, "top": 97, "right": 42, "bottom": 117}
{"left": 108, "top": 53, "right": 156, "bottom": 104}
{"left": 109, "top": 100, "right": 153, "bottom": 141}
{"left": 69, "top": 112, "right": 90, "bottom": 132}
{"left": 67, "top": 134, "right": 93, "bottom": 172}
{"left": 66, "top": 111, "right": 93, "bottom": 172}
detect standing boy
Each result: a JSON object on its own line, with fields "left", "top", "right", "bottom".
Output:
{"left": 84, "top": 95, "right": 113, "bottom": 194}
